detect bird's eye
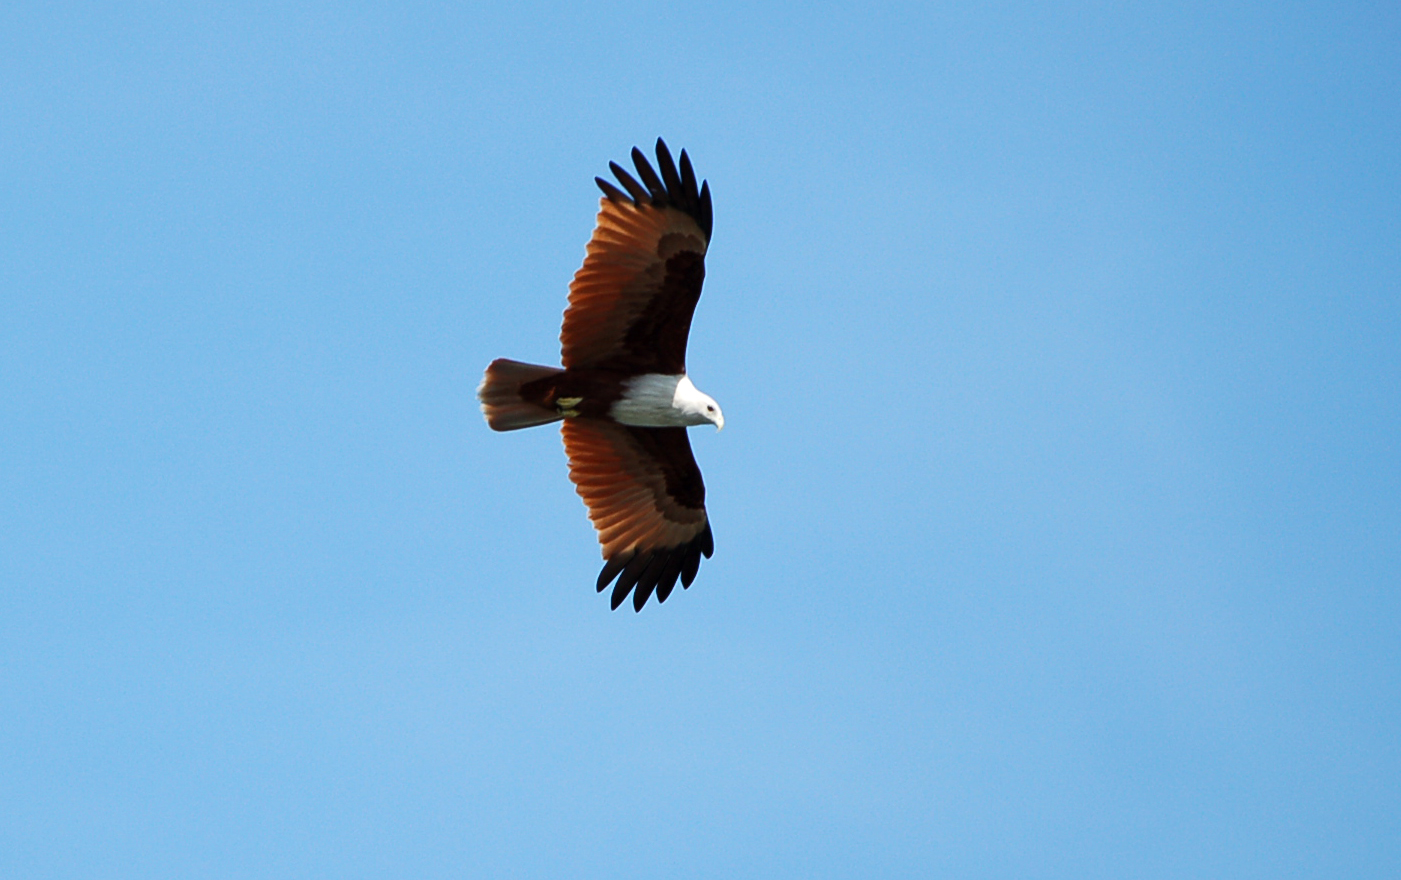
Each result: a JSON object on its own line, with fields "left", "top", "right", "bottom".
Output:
{"left": 707, "top": 405, "right": 715, "bottom": 412}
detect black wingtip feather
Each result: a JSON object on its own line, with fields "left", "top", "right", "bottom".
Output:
{"left": 609, "top": 161, "right": 651, "bottom": 204}
{"left": 597, "top": 554, "right": 631, "bottom": 592}
{"left": 595, "top": 177, "right": 628, "bottom": 203}
{"left": 630, "top": 147, "right": 667, "bottom": 203}
{"left": 698, "top": 181, "right": 713, "bottom": 239}
{"left": 655, "top": 551, "right": 684, "bottom": 603}
{"left": 610, "top": 552, "right": 650, "bottom": 610}
{"left": 680, "top": 546, "right": 701, "bottom": 588}
{"left": 656, "top": 141, "right": 684, "bottom": 198}
{"left": 632, "top": 552, "right": 668, "bottom": 612}
{"left": 678, "top": 150, "right": 696, "bottom": 193}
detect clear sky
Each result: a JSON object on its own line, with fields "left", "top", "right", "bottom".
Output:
{"left": 3, "top": 2, "right": 1398, "bottom": 877}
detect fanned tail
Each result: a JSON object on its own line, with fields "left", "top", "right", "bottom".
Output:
{"left": 477, "top": 359, "right": 565, "bottom": 431}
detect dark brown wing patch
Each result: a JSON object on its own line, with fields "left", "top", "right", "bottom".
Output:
{"left": 561, "top": 419, "right": 714, "bottom": 611}
{"left": 560, "top": 140, "right": 712, "bottom": 375}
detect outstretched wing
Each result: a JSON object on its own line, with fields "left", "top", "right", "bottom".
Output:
{"left": 561, "top": 419, "right": 714, "bottom": 611}
{"left": 561, "top": 139, "right": 712, "bottom": 375}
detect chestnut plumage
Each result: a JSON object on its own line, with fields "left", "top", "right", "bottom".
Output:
{"left": 478, "top": 140, "right": 722, "bottom": 611}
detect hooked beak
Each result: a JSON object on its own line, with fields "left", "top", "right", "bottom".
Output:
{"left": 715, "top": 413, "right": 725, "bottom": 431}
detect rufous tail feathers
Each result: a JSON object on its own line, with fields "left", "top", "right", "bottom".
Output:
{"left": 477, "top": 359, "right": 565, "bottom": 431}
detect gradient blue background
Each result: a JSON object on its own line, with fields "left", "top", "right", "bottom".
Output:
{"left": 4, "top": 2, "right": 1398, "bottom": 877}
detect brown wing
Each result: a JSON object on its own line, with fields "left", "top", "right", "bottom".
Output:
{"left": 561, "top": 139, "right": 713, "bottom": 375}
{"left": 561, "top": 419, "right": 714, "bottom": 611}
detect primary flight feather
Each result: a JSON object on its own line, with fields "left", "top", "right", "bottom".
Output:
{"left": 478, "top": 139, "right": 721, "bottom": 611}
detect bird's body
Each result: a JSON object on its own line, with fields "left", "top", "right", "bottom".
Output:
{"left": 507, "top": 367, "right": 719, "bottom": 428}
{"left": 478, "top": 140, "right": 721, "bottom": 611}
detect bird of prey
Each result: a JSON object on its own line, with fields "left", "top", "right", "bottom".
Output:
{"left": 478, "top": 139, "right": 722, "bottom": 611}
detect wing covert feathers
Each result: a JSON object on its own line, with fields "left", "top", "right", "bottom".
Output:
{"left": 562, "top": 419, "right": 713, "bottom": 611}
{"left": 562, "top": 139, "right": 711, "bottom": 374}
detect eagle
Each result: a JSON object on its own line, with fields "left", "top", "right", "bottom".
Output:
{"left": 478, "top": 139, "right": 722, "bottom": 612}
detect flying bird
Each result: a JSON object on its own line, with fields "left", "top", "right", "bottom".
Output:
{"left": 478, "top": 139, "right": 722, "bottom": 611}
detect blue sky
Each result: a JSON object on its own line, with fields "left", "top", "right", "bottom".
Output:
{"left": 3, "top": 2, "right": 1398, "bottom": 877}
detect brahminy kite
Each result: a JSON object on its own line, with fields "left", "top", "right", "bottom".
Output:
{"left": 478, "top": 139, "right": 722, "bottom": 611}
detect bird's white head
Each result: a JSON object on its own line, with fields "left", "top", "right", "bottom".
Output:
{"left": 673, "top": 375, "right": 725, "bottom": 431}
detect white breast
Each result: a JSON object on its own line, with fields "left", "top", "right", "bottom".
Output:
{"left": 610, "top": 374, "right": 708, "bottom": 427}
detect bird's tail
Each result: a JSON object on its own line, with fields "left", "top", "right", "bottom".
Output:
{"left": 478, "top": 358, "right": 565, "bottom": 431}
